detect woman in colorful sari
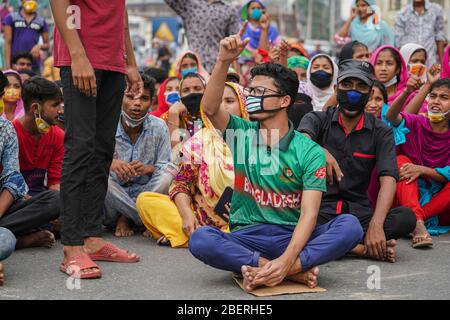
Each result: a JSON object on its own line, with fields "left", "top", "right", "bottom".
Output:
{"left": 150, "top": 77, "right": 181, "bottom": 118}
{"left": 161, "top": 73, "right": 207, "bottom": 158}
{"left": 371, "top": 45, "right": 428, "bottom": 111}
{"left": 336, "top": 0, "right": 394, "bottom": 53}
{"left": 172, "top": 51, "right": 210, "bottom": 81}
{"left": 1, "top": 70, "right": 25, "bottom": 121}
{"left": 385, "top": 78, "right": 450, "bottom": 248}
{"left": 136, "top": 83, "right": 248, "bottom": 248}
{"left": 239, "top": 1, "right": 281, "bottom": 64}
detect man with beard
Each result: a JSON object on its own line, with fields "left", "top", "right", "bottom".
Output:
{"left": 299, "top": 60, "right": 416, "bottom": 264}
{"left": 187, "top": 27, "right": 364, "bottom": 293}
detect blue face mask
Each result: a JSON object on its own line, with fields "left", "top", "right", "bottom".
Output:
{"left": 181, "top": 68, "right": 198, "bottom": 77}
{"left": 337, "top": 89, "right": 370, "bottom": 114}
{"left": 347, "top": 90, "right": 363, "bottom": 105}
{"left": 251, "top": 8, "right": 263, "bottom": 21}
{"left": 165, "top": 91, "right": 180, "bottom": 105}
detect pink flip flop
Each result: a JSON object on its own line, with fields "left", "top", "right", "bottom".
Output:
{"left": 60, "top": 253, "right": 102, "bottom": 279}
{"left": 88, "top": 242, "right": 140, "bottom": 263}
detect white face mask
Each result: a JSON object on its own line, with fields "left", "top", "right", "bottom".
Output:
{"left": 383, "top": 76, "right": 398, "bottom": 88}
{"left": 121, "top": 111, "right": 147, "bottom": 128}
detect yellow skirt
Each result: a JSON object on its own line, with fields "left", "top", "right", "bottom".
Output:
{"left": 136, "top": 192, "right": 189, "bottom": 248}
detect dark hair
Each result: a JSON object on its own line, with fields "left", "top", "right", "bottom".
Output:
{"left": 17, "top": 69, "right": 36, "bottom": 78}
{"left": 339, "top": 41, "right": 368, "bottom": 62}
{"left": 4, "top": 71, "right": 22, "bottom": 87}
{"left": 380, "top": 48, "right": 403, "bottom": 83}
{"left": 139, "top": 72, "right": 156, "bottom": 98}
{"left": 289, "top": 48, "right": 303, "bottom": 56}
{"left": 182, "top": 53, "right": 199, "bottom": 64}
{"left": 372, "top": 80, "right": 388, "bottom": 103}
{"left": 12, "top": 51, "right": 33, "bottom": 65}
{"left": 54, "top": 80, "right": 63, "bottom": 89}
{"left": 411, "top": 48, "right": 428, "bottom": 60}
{"left": 181, "top": 73, "right": 206, "bottom": 91}
{"left": 0, "top": 71, "right": 9, "bottom": 94}
{"left": 250, "top": 63, "right": 300, "bottom": 107}
{"left": 431, "top": 78, "right": 450, "bottom": 92}
{"left": 166, "top": 76, "right": 179, "bottom": 86}
{"left": 143, "top": 67, "right": 168, "bottom": 85}
{"left": 22, "top": 76, "right": 63, "bottom": 112}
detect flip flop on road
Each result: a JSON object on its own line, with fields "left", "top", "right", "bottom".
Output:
{"left": 156, "top": 236, "right": 171, "bottom": 247}
{"left": 60, "top": 253, "right": 102, "bottom": 279}
{"left": 88, "top": 242, "right": 140, "bottom": 263}
{"left": 412, "top": 234, "right": 434, "bottom": 249}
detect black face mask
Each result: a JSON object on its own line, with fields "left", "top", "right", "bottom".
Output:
{"left": 337, "top": 89, "right": 371, "bottom": 115}
{"left": 310, "top": 70, "right": 333, "bottom": 89}
{"left": 181, "top": 93, "right": 203, "bottom": 116}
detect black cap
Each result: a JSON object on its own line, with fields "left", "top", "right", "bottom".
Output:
{"left": 338, "top": 59, "right": 375, "bottom": 87}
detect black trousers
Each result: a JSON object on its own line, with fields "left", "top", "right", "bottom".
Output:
{"left": 0, "top": 190, "right": 60, "bottom": 236}
{"left": 318, "top": 206, "right": 417, "bottom": 240}
{"left": 60, "top": 67, "right": 126, "bottom": 246}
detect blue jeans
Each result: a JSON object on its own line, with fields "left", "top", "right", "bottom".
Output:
{"left": 0, "top": 227, "right": 16, "bottom": 261}
{"left": 189, "top": 215, "right": 363, "bottom": 274}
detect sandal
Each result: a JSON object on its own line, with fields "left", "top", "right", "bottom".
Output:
{"left": 60, "top": 253, "right": 102, "bottom": 279}
{"left": 156, "top": 236, "right": 171, "bottom": 247}
{"left": 412, "top": 234, "right": 434, "bottom": 249}
{"left": 88, "top": 242, "right": 140, "bottom": 263}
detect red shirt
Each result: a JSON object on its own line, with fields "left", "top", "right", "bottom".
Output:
{"left": 13, "top": 120, "right": 65, "bottom": 196}
{"left": 53, "top": 0, "right": 127, "bottom": 74}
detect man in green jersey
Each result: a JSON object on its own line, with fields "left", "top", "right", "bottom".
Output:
{"left": 188, "top": 25, "right": 364, "bottom": 292}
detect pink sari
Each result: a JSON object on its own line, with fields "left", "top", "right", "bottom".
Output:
{"left": 371, "top": 45, "right": 427, "bottom": 112}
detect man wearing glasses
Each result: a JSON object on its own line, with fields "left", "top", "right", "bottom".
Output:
{"left": 188, "top": 26, "right": 364, "bottom": 293}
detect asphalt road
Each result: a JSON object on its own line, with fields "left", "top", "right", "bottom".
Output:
{"left": 1, "top": 232, "right": 449, "bottom": 300}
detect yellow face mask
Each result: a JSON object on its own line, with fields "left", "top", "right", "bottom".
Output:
{"left": 35, "top": 109, "right": 51, "bottom": 134}
{"left": 0, "top": 99, "right": 4, "bottom": 115}
{"left": 4, "top": 88, "right": 22, "bottom": 103}
{"left": 23, "top": 1, "right": 38, "bottom": 14}
{"left": 427, "top": 110, "right": 449, "bottom": 123}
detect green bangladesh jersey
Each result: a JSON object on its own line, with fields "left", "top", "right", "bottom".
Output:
{"left": 224, "top": 116, "right": 327, "bottom": 231}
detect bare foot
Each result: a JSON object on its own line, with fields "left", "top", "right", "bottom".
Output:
{"left": 287, "top": 267, "right": 320, "bottom": 289}
{"left": 16, "top": 230, "right": 56, "bottom": 249}
{"left": 241, "top": 265, "right": 262, "bottom": 292}
{"left": 115, "top": 215, "right": 134, "bottom": 238}
{"left": 0, "top": 262, "right": 4, "bottom": 286}
{"left": 350, "top": 240, "right": 397, "bottom": 263}
{"left": 385, "top": 239, "right": 397, "bottom": 263}
{"left": 63, "top": 246, "right": 100, "bottom": 278}
{"left": 50, "top": 219, "right": 61, "bottom": 239}
{"left": 143, "top": 230, "right": 152, "bottom": 238}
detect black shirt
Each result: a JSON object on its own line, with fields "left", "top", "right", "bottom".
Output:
{"left": 298, "top": 108, "right": 398, "bottom": 216}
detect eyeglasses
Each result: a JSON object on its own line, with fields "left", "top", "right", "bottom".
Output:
{"left": 243, "top": 86, "right": 284, "bottom": 97}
